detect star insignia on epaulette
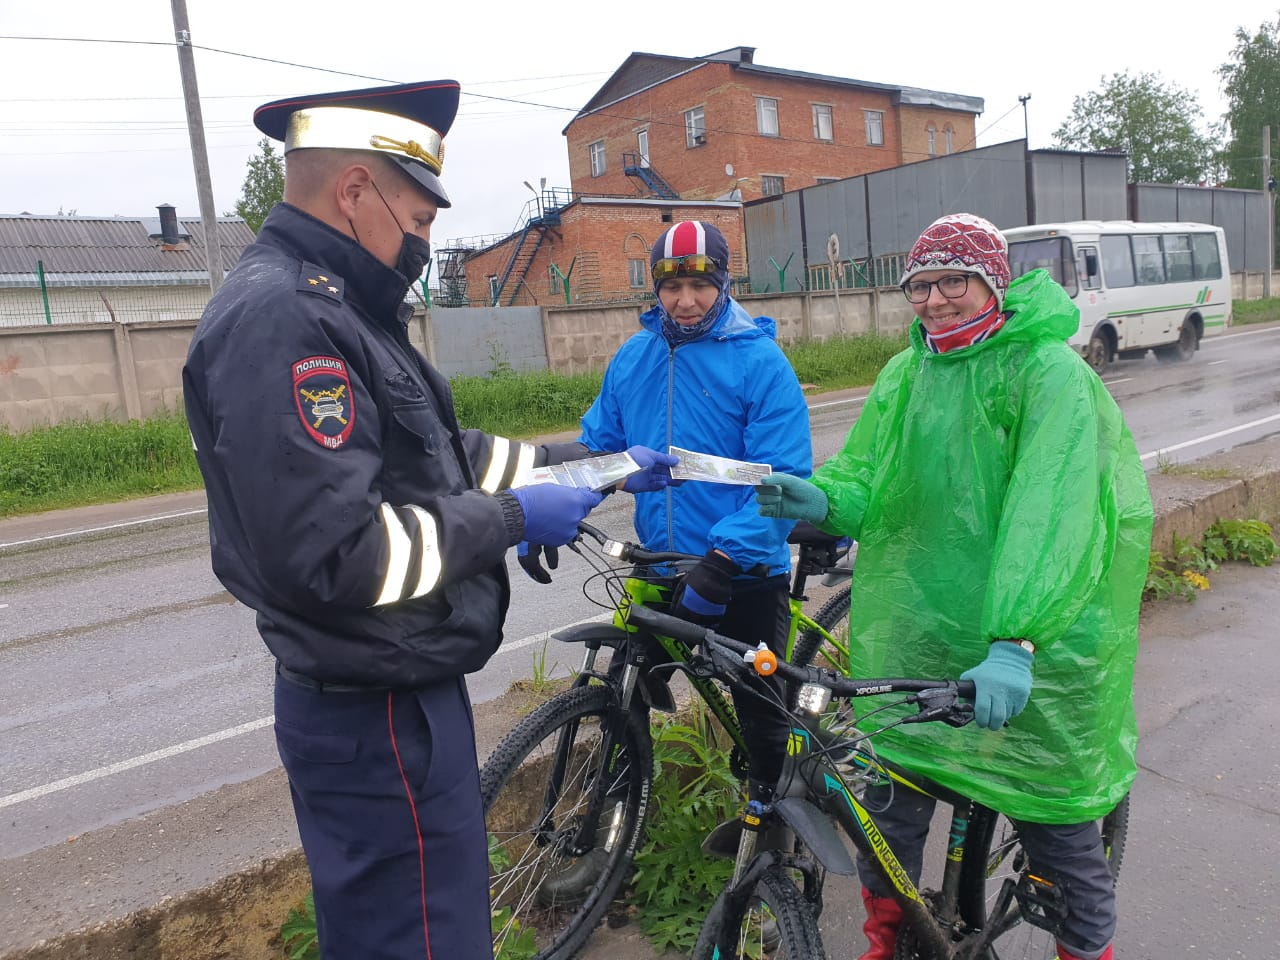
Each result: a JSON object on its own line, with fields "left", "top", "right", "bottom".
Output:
{"left": 297, "top": 262, "right": 344, "bottom": 302}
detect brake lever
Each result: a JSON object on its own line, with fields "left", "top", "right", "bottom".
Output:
{"left": 906, "top": 687, "right": 975, "bottom": 728}
{"left": 651, "top": 659, "right": 714, "bottom": 682}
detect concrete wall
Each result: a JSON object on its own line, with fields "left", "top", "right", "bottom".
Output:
{"left": 1, "top": 277, "right": 1273, "bottom": 433}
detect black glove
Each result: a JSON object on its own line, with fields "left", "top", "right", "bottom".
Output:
{"left": 670, "top": 550, "right": 738, "bottom": 627}
{"left": 517, "top": 541, "right": 558, "bottom": 584}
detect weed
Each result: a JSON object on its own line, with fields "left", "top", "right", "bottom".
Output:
{"left": 628, "top": 701, "right": 740, "bottom": 952}
{"left": 1144, "top": 519, "right": 1277, "bottom": 602}
{"left": 279, "top": 891, "right": 319, "bottom": 960}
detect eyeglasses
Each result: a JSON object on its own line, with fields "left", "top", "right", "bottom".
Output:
{"left": 651, "top": 254, "right": 721, "bottom": 282}
{"left": 901, "top": 274, "right": 971, "bottom": 303}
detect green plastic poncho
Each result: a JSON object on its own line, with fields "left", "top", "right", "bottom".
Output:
{"left": 812, "top": 270, "right": 1153, "bottom": 823}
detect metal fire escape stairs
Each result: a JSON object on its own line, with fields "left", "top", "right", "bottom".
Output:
{"left": 622, "top": 152, "right": 680, "bottom": 200}
{"left": 492, "top": 192, "right": 569, "bottom": 306}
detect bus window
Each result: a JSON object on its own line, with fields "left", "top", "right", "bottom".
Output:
{"left": 1163, "top": 234, "right": 1193, "bottom": 282}
{"left": 1191, "top": 233, "right": 1222, "bottom": 279}
{"left": 1076, "top": 245, "right": 1101, "bottom": 290}
{"left": 1007, "top": 236, "right": 1077, "bottom": 296}
{"left": 1133, "top": 235, "right": 1165, "bottom": 284}
{"left": 1100, "top": 235, "right": 1135, "bottom": 288}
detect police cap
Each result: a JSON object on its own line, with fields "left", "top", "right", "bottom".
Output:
{"left": 254, "top": 79, "right": 460, "bottom": 208}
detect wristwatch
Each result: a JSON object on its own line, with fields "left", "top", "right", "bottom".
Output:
{"left": 997, "top": 638, "right": 1036, "bottom": 655}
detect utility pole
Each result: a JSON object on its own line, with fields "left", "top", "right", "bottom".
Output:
{"left": 1018, "top": 94, "right": 1032, "bottom": 144}
{"left": 171, "top": 0, "right": 224, "bottom": 294}
{"left": 1265, "top": 125, "right": 1274, "bottom": 299}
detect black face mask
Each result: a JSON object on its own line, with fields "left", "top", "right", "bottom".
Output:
{"left": 396, "top": 232, "right": 431, "bottom": 283}
{"left": 362, "top": 178, "right": 432, "bottom": 283}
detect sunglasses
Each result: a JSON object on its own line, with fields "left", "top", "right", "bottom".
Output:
{"left": 651, "top": 254, "right": 722, "bottom": 282}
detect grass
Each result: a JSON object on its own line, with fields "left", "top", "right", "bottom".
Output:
{"left": 1231, "top": 296, "right": 1280, "bottom": 326}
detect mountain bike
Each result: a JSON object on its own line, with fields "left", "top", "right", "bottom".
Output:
{"left": 482, "top": 519, "right": 854, "bottom": 960}
{"left": 624, "top": 606, "right": 1131, "bottom": 960}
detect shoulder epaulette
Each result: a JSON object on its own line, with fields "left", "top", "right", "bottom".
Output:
{"left": 297, "top": 262, "right": 344, "bottom": 302}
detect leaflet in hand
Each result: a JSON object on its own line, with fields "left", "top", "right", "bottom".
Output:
{"left": 515, "top": 451, "right": 642, "bottom": 492}
{"left": 668, "top": 445, "right": 772, "bottom": 485}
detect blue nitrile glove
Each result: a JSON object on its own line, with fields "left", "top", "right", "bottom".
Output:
{"left": 755, "top": 473, "right": 829, "bottom": 524}
{"left": 621, "top": 445, "right": 680, "bottom": 493}
{"left": 517, "top": 541, "right": 558, "bottom": 584}
{"left": 510, "top": 484, "right": 604, "bottom": 546}
{"left": 670, "top": 549, "right": 738, "bottom": 628}
{"left": 960, "top": 641, "right": 1035, "bottom": 730}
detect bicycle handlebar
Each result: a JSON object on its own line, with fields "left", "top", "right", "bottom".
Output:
{"left": 626, "top": 603, "right": 975, "bottom": 705}
{"left": 576, "top": 520, "right": 702, "bottom": 567}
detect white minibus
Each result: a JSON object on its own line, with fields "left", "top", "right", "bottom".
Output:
{"left": 1001, "top": 220, "right": 1232, "bottom": 372}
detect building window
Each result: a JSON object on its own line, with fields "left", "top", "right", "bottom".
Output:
{"left": 812, "top": 103, "right": 833, "bottom": 142}
{"left": 864, "top": 110, "right": 884, "bottom": 146}
{"left": 488, "top": 276, "right": 500, "bottom": 302}
{"left": 945, "top": 126, "right": 954, "bottom": 154}
{"left": 927, "top": 124, "right": 937, "bottom": 156}
{"left": 685, "top": 106, "right": 706, "bottom": 147}
{"left": 637, "top": 129, "right": 650, "bottom": 167}
{"left": 815, "top": 177, "right": 839, "bottom": 184}
{"left": 589, "top": 140, "right": 606, "bottom": 177}
{"left": 762, "top": 175, "right": 784, "bottom": 196}
{"left": 548, "top": 265, "right": 559, "bottom": 295}
{"left": 756, "top": 96, "right": 779, "bottom": 137}
{"left": 628, "top": 258, "right": 648, "bottom": 289}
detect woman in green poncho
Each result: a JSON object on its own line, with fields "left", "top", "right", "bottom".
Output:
{"left": 757, "top": 213, "right": 1152, "bottom": 960}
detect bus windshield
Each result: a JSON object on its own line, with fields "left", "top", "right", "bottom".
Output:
{"left": 1007, "top": 236, "right": 1078, "bottom": 297}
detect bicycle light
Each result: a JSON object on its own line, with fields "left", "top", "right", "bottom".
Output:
{"left": 797, "top": 682, "right": 832, "bottom": 715}
{"left": 603, "top": 539, "right": 626, "bottom": 559}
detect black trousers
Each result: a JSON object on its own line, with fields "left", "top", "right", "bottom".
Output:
{"left": 273, "top": 671, "right": 493, "bottom": 960}
{"left": 855, "top": 783, "right": 1116, "bottom": 956}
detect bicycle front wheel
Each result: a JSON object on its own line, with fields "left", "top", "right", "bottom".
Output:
{"left": 691, "top": 867, "right": 827, "bottom": 960}
{"left": 481, "top": 684, "right": 653, "bottom": 960}
{"left": 948, "top": 793, "right": 1131, "bottom": 959}
{"left": 791, "top": 588, "right": 851, "bottom": 672}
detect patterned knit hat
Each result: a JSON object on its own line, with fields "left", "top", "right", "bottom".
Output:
{"left": 650, "top": 220, "right": 731, "bottom": 297}
{"left": 900, "top": 213, "right": 1011, "bottom": 311}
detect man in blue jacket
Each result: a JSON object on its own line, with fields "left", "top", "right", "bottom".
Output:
{"left": 526, "top": 220, "right": 811, "bottom": 821}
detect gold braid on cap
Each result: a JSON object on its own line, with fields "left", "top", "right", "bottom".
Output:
{"left": 369, "top": 135, "right": 445, "bottom": 174}
{"left": 285, "top": 106, "right": 444, "bottom": 174}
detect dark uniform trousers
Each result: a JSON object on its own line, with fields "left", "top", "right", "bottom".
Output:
{"left": 274, "top": 670, "right": 494, "bottom": 960}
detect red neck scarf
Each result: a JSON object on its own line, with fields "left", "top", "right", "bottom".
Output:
{"left": 923, "top": 295, "right": 1005, "bottom": 354}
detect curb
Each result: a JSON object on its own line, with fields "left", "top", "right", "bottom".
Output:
{"left": 6, "top": 435, "right": 1280, "bottom": 960}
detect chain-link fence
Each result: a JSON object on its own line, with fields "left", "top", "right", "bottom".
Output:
{"left": 0, "top": 279, "right": 213, "bottom": 328}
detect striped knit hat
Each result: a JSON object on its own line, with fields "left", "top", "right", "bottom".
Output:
{"left": 900, "top": 213, "right": 1011, "bottom": 311}
{"left": 650, "top": 220, "right": 731, "bottom": 297}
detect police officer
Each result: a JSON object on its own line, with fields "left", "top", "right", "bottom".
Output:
{"left": 181, "top": 80, "right": 643, "bottom": 959}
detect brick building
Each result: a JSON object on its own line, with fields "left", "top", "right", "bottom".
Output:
{"left": 446, "top": 46, "right": 982, "bottom": 307}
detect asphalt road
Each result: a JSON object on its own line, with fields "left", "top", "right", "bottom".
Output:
{"left": 2, "top": 324, "right": 1280, "bottom": 954}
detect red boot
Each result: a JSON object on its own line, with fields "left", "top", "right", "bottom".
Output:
{"left": 858, "top": 886, "right": 903, "bottom": 960}
{"left": 1056, "top": 944, "right": 1113, "bottom": 960}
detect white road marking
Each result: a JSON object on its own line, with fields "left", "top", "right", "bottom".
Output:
{"left": 1140, "top": 413, "right": 1280, "bottom": 462}
{"left": 0, "top": 715, "right": 274, "bottom": 809}
{"left": 0, "top": 509, "right": 208, "bottom": 550}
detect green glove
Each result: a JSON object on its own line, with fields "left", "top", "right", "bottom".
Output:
{"left": 754, "top": 473, "right": 829, "bottom": 524}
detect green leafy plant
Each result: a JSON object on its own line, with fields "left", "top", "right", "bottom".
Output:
{"left": 627, "top": 701, "right": 740, "bottom": 952}
{"left": 279, "top": 891, "right": 319, "bottom": 960}
{"left": 1144, "top": 519, "right": 1277, "bottom": 601}
{"left": 489, "top": 833, "right": 539, "bottom": 960}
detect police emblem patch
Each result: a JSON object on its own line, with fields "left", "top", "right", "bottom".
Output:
{"left": 293, "top": 355, "right": 354, "bottom": 449}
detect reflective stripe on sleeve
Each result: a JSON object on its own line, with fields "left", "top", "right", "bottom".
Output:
{"left": 479, "top": 436, "right": 538, "bottom": 493}
{"left": 373, "top": 502, "right": 445, "bottom": 607}
{"left": 375, "top": 502, "right": 413, "bottom": 606}
{"left": 405, "top": 505, "right": 442, "bottom": 599}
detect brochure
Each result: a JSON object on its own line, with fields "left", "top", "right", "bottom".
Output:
{"left": 668, "top": 445, "right": 773, "bottom": 486}
{"left": 515, "top": 451, "right": 642, "bottom": 492}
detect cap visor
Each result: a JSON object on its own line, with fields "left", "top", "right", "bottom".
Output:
{"left": 395, "top": 158, "right": 450, "bottom": 208}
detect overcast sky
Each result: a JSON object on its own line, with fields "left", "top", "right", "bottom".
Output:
{"left": 2, "top": 0, "right": 1277, "bottom": 249}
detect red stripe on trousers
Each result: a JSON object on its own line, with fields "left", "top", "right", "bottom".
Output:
{"left": 388, "top": 692, "right": 432, "bottom": 959}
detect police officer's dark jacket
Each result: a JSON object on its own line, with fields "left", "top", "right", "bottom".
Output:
{"left": 183, "top": 203, "right": 584, "bottom": 687}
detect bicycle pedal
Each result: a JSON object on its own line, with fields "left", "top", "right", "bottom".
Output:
{"left": 1015, "top": 872, "right": 1069, "bottom": 930}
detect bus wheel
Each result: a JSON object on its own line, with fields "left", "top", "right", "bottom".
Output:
{"left": 1155, "top": 321, "right": 1198, "bottom": 362}
{"left": 1086, "top": 331, "right": 1111, "bottom": 373}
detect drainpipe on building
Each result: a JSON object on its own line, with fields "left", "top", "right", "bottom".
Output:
{"left": 36, "top": 259, "right": 52, "bottom": 324}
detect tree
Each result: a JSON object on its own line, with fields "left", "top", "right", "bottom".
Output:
{"left": 1052, "top": 71, "right": 1219, "bottom": 185}
{"left": 230, "top": 137, "right": 284, "bottom": 233}
{"left": 1218, "top": 13, "right": 1280, "bottom": 189}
